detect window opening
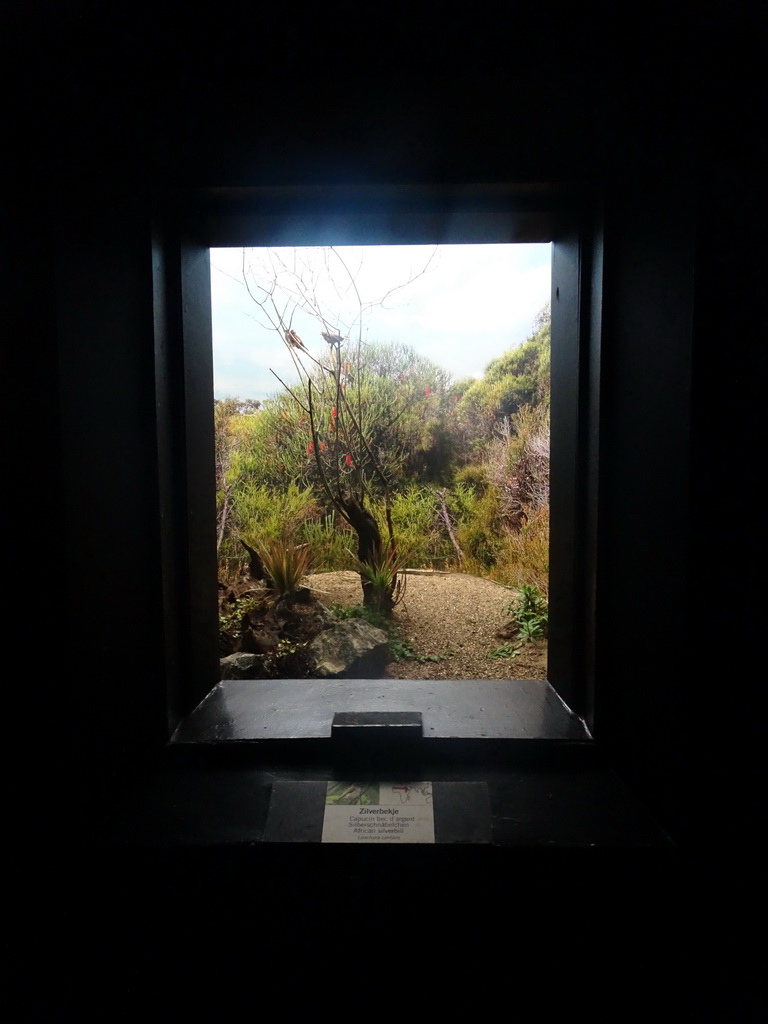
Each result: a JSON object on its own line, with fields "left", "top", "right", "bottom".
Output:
{"left": 209, "top": 243, "right": 552, "bottom": 686}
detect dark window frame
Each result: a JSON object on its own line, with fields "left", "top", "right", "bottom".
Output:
{"left": 154, "top": 184, "right": 603, "bottom": 738}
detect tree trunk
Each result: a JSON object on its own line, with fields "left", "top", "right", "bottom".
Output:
{"left": 342, "top": 495, "right": 393, "bottom": 611}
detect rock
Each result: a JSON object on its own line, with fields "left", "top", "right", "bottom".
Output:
{"left": 219, "top": 593, "right": 390, "bottom": 680}
{"left": 307, "top": 619, "right": 392, "bottom": 678}
{"left": 220, "top": 652, "right": 265, "bottom": 679}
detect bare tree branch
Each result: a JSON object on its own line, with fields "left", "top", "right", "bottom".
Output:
{"left": 436, "top": 489, "right": 464, "bottom": 564}
{"left": 238, "top": 245, "right": 436, "bottom": 605}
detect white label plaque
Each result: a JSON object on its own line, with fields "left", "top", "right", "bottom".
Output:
{"left": 321, "top": 782, "right": 435, "bottom": 844}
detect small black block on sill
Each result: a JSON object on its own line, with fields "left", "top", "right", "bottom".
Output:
{"left": 332, "top": 711, "right": 423, "bottom": 741}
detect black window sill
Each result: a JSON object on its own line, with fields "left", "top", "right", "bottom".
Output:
{"left": 169, "top": 678, "right": 591, "bottom": 745}
{"left": 89, "top": 677, "right": 672, "bottom": 852}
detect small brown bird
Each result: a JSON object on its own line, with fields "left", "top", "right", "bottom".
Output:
{"left": 285, "top": 329, "right": 307, "bottom": 351}
{"left": 321, "top": 331, "right": 344, "bottom": 345}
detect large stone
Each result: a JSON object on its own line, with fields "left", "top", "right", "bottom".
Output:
{"left": 307, "top": 619, "right": 392, "bottom": 678}
{"left": 220, "top": 652, "right": 265, "bottom": 679}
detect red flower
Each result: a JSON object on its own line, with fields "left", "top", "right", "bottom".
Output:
{"left": 345, "top": 454, "right": 353, "bottom": 468}
{"left": 319, "top": 442, "right": 326, "bottom": 452}
{"left": 307, "top": 441, "right": 314, "bottom": 454}
{"left": 424, "top": 386, "right": 431, "bottom": 397}
{"left": 331, "top": 407, "right": 337, "bottom": 418}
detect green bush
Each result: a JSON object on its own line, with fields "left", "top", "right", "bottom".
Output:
{"left": 220, "top": 481, "right": 319, "bottom": 560}
{"left": 455, "top": 486, "right": 503, "bottom": 569}
{"left": 387, "top": 487, "right": 450, "bottom": 567}
{"left": 453, "top": 464, "right": 488, "bottom": 493}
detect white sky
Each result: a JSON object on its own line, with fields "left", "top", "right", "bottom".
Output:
{"left": 210, "top": 244, "right": 551, "bottom": 403}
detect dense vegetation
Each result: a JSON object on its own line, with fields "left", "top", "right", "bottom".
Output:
{"left": 215, "top": 305, "right": 551, "bottom": 599}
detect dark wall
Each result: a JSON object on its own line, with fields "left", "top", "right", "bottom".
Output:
{"left": 7, "top": 5, "right": 763, "bottom": 998}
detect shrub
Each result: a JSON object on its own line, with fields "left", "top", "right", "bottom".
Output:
{"left": 386, "top": 486, "right": 452, "bottom": 568}
{"left": 455, "top": 486, "right": 503, "bottom": 569}
{"left": 453, "top": 463, "right": 489, "bottom": 492}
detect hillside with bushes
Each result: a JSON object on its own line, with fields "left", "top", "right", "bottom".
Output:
{"left": 215, "top": 304, "right": 551, "bottom": 598}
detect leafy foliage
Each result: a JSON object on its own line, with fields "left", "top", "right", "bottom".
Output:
{"left": 488, "top": 641, "right": 522, "bottom": 659}
{"left": 506, "top": 584, "right": 549, "bottom": 641}
{"left": 220, "top": 481, "right": 318, "bottom": 560}
{"left": 219, "top": 595, "right": 258, "bottom": 639}
{"left": 332, "top": 603, "right": 391, "bottom": 632}
{"left": 389, "top": 636, "right": 416, "bottom": 660}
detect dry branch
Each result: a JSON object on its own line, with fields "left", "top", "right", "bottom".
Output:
{"left": 436, "top": 488, "right": 463, "bottom": 564}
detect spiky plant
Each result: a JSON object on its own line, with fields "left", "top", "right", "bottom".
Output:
{"left": 352, "top": 544, "right": 407, "bottom": 616}
{"left": 258, "top": 537, "right": 313, "bottom": 599}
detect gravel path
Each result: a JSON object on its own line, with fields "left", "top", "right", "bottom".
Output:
{"left": 304, "top": 570, "right": 548, "bottom": 680}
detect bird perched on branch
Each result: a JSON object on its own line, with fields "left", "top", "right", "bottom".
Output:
{"left": 321, "top": 331, "right": 345, "bottom": 345}
{"left": 285, "top": 329, "right": 307, "bottom": 351}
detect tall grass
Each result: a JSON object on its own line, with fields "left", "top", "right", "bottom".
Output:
{"left": 484, "top": 505, "right": 549, "bottom": 595}
{"left": 219, "top": 473, "right": 549, "bottom": 597}
{"left": 299, "top": 513, "right": 354, "bottom": 570}
{"left": 220, "top": 480, "right": 319, "bottom": 560}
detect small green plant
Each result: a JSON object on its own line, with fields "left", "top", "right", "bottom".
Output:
{"left": 332, "top": 603, "right": 361, "bottom": 620}
{"left": 517, "top": 616, "right": 545, "bottom": 642}
{"left": 275, "top": 638, "right": 306, "bottom": 659}
{"left": 219, "top": 595, "right": 258, "bottom": 637}
{"left": 259, "top": 536, "right": 313, "bottom": 598}
{"left": 386, "top": 637, "right": 453, "bottom": 664}
{"left": 506, "top": 584, "right": 548, "bottom": 644}
{"left": 332, "top": 603, "right": 390, "bottom": 632}
{"left": 413, "top": 649, "right": 454, "bottom": 664}
{"left": 517, "top": 584, "right": 548, "bottom": 620}
{"left": 390, "top": 637, "right": 415, "bottom": 660}
{"left": 488, "top": 641, "right": 522, "bottom": 659}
